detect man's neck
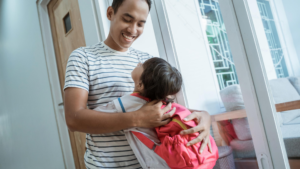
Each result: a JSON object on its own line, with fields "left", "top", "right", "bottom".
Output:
{"left": 104, "top": 35, "right": 128, "bottom": 52}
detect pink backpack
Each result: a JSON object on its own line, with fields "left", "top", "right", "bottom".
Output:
{"left": 132, "top": 103, "right": 219, "bottom": 169}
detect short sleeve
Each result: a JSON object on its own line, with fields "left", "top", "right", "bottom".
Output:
{"left": 64, "top": 48, "right": 89, "bottom": 92}
{"left": 93, "top": 102, "right": 118, "bottom": 113}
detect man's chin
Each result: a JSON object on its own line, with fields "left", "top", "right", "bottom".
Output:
{"left": 119, "top": 42, "right": 133, "bottom": 49}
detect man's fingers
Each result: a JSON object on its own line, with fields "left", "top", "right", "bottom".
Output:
{"left": 180, "top": 128, "right": 194, "bottom": 135}
{"left": 161, "top": 113, "right": 171, "bottom": 121}
{"left": 161, "top": 102, "right": 172, "bottom": 113}
{"left": 145, "top": 100, "right": 160, "bottom": 107}
{"left": 208, "top": 139, "right": 212, "bottom": 153}
{"left": 152, "top": 100, "right": 163, "bottom": 106}
{"left": 186, "top": 136, "right": 200, "bottom": 147}
{"left": 199, "top": 136, "right": 209, "bottom": 154}
{"left": 186, "top": 131, "right": 206, "bottom": 146}
{"left": 159, "top": 118, "right": 171, "bottom": 126}
{"left": 180, "top": 125, "right": 204, "bottom": 135}
{"left": 183, "top": 113, "right": 197, "bottom": 122}
{"left": 161, "top": 107, "right": 176, "bottom": 120}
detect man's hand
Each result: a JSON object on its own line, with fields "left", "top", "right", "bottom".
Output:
{"left": 180, "top": 110, "right": 212, "bottom": 154}
{"left": 133, "top": 100, "right": 176, "bottom": 128}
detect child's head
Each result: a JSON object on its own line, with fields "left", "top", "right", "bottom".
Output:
{"left": 131, "top": 57, "right": 182, "bottom": 102}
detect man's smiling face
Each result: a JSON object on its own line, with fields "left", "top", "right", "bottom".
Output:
{"left": 106, "top": 0, "right": 149, "bottom": 51}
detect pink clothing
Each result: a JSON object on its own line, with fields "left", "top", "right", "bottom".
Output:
{"left": 131, "top": 94, "right": 218, "bottom": 169}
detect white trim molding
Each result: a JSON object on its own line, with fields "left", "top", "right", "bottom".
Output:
{"left": 36, "top": 0, "right": 75, "bottom": 169}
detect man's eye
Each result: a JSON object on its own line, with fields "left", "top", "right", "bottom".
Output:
{"left": 123, "top": 18, "right": 131, "bottom": 22}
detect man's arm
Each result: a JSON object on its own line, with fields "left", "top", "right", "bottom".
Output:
{"left": 64, "top": 87, "right": 175, "bottom": 134}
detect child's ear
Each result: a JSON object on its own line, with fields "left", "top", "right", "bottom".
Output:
{"left": 138, "top": 81, "right": 144, "bottom": 91}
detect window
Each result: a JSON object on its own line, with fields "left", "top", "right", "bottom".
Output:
{"left": 162, "top": 0, "right": 226, "bottom": 112}
{"left": 257, "top": 0, "right": 289, "bottom": 78}
{"left": 198, "top": 0, "right": 238, "bottom": 90}
{"left": 63, "top": 12, "right": 72, "bottom": 34}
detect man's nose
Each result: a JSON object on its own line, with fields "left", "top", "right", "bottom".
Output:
{"left": 127, "top": 23, "right": 138, "bottom": 35}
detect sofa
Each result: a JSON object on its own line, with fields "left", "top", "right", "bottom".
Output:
{"left": 214, "top": 76, "right": 300, "bottom": 167}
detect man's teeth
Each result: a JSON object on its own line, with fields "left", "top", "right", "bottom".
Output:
{"left": 123, "top": 33, "right": 134, "bottom": 40}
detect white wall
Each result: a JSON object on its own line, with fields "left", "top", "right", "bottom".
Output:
{"left": 0, "top": 0, "right": 65, "bottom": 168}
{"left": 282, "top": 0, "right": 300, "bottom": 66}
{"left": 78, "top": 0, "right": 101, "bottom": 46}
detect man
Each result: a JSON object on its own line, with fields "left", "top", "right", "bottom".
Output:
{"left": 64, "top": 0, "right": 212, "bottom": 168}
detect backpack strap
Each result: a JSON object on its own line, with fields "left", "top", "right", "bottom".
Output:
{"left": 116, "top": 97, "right": 156, "bottom": 150}
{"left": 132, "top": 131, "right": 156, "bottom": 150}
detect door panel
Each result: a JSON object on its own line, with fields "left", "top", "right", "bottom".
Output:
{"left": 48, "top": 0, "right": 86, "bottom": 168}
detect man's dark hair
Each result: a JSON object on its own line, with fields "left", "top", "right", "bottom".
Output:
{"left": 112, "top": 0, "right": 152, "bottom": 14}
{"left": 140, "top": 57, "right": 182, "bottom": 103}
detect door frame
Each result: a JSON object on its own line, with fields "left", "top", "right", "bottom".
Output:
{"left": 36, "top": 0, "right": 75, "bottom": 168}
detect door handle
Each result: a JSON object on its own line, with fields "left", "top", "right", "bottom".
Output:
{"left": 58, "top": 102, "right": 64, "bottom": 106}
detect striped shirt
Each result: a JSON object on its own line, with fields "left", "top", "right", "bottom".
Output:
{"left": 64, "top": 42, "right": 153, "bottom": 169}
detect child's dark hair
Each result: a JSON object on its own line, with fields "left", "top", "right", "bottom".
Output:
{"left": 140, "top": 57, "right": 182, "bottom": 103}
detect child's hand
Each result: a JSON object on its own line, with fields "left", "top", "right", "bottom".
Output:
{"left": 180, "top": 110, "right": 212, "bottom": 154}
{"left": 133, "top": 101, "right": 176, "bottom": 128}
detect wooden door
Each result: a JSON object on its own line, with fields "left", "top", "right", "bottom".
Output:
{"left": 48, "top": 0, "right": 86, "bottom": 168}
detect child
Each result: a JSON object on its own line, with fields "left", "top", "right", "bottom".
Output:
{"left": 94, "top": 57, "right": 218, "bottom": 169}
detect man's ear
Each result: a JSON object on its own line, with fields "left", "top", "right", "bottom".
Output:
{"left": 107, "top": 6, "right": 114, "bottom": 21}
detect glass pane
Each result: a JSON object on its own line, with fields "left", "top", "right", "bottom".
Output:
{"left": 199, "top": 0, "right": 238, "bottom": 90}
{"left": 255, "top": 0, "right": 300, "bottom": 167}
{"left": 63, "top": 13, "right": 72, "bottom": 33}
{"left": 257, "top": 0, "right": 289, "bottom": 78}
{"left": 164, "top": 0, "right": 258, "bottom": 168}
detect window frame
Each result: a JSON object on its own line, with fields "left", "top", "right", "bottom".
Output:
{"left": 220, "top": 0, "right": 290, "bottom": 168}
